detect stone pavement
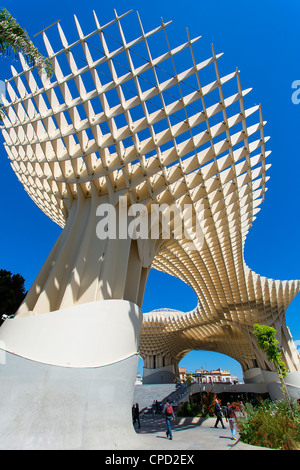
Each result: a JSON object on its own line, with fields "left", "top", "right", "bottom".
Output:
{"left": 132, "top": 414, "right": 269, "bottom": 450}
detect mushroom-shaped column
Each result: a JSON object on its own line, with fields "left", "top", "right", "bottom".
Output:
{"left": 0, "top": 7, "right": 286, "bottom": 447}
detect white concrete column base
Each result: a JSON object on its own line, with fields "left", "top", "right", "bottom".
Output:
{"left": 244, "top": 367, "right": 300, "bottom": 401}
{"left": 0, "top": 300, "right": 144, "bottom": 449}
{"left": 143, "top": 365, "right": 177, "bottom": 384}
{"left": 0, "top": 299, "right": 142, "bottom": 368}
{"left": 285, "top": 370, "right": 300, "bottom": 400}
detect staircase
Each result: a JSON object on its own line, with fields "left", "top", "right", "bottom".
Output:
{"left": 133, "top": 382, "right": 190, "bottom": 412}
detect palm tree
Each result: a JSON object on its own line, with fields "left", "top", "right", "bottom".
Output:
{"left": 0, "top": 8, "right": 53, "bottom": 120}
{"left": 0, "top": 8, "right": 53, "bottom": 76}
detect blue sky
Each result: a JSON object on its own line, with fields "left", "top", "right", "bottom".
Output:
{"left": 0, "top": 0, "right": 300, "bottom": 380}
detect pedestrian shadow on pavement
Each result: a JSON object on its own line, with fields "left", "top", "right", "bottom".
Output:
{"left": 135, "top": 416, "right": 207, "bottom": 435}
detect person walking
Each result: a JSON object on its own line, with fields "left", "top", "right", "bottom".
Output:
{"left": 214, "top": 398, "right": 226, "bottom": 429}
{"left": 163, "top": 400, "right": 175, "bottom": 440}
{"left": 152, "top": 400, "right": 156, "bottom": 416}
{"left": 133, "top": 403, "right": 141, "bottom": 428}
{"left": 225, "top": 402, "right": 237, "bottom": 440}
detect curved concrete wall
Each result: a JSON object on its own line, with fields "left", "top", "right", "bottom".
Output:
{"left": 0, "top": 300, "right": 144, "bottom": 449}
{"left": 143, "top": 365, "right": 177, "bottom": 384}
{"left": 0, "top": 352, "right": 139, "bottom": 449}
{"left": 243, "top": 367, "right": 265, "bottom": 384}
{"left": 244, "top": 367, "right": 300, "bottom": 401}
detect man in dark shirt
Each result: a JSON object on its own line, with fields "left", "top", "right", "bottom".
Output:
{"left": 214, "top": 398, "right": 226, "bottom": 429}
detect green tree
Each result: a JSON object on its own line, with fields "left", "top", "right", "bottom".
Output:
{"left": 0, "top": 269, "right": 26, "bottom": 323}
{"left": 253, "top": 324, "right": 286, "bottom": 381}
{"left": 185, "top": 373, "right": 193, "bottom": 386}
{"left": 0, "top": 8, "right": 53, "bottom": 119}
{"left": 0, "top": 8, "right": 53, "bottom": 76}
{"left": 253, "top": 324, "right": 294, "bottom": 415}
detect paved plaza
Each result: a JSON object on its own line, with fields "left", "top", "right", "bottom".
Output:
{"left": 132, "top": 414, "right": 268, "bottom": 450}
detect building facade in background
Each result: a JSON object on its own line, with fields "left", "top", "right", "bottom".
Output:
{"left": 179, "top": 367, "right": 239, "bottom": 385}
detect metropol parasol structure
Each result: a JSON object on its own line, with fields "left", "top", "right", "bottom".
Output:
{"left": 0, "top": 9, "right": 299, "bottom": 449}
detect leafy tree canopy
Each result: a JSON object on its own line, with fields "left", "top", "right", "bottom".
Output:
{"left": 0, "top": 269, "right": 26, "bottom": 322}
{"left": 0, "top": 8, "right": 53, "bottom": 77}
{"left": 253, "top": 323, "right": 287, "bottom": 379}
{"left": 0, "top": 8, "right": 53, "bottom": 121}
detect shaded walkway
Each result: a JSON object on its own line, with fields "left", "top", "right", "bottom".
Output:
{"left": 133, "top": 414, "right": 268, "bottom": 450}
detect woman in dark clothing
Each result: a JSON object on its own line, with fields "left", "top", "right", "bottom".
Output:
{"left": 133, "top": 403, "right": 141, "bottom": 428}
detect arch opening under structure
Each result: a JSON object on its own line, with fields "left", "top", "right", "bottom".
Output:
{"left": 140, "top": 299, "right": 300, "bottom": 392}
{"left": 178, "top": 349, "right": 243, "bottom": 382}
